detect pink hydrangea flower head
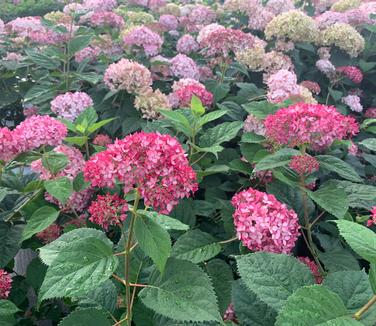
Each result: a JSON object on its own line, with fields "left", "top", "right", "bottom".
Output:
{"left": 45, "top": 188, "right": 93, "bottom": 213}
{"left": 248, "top": 6, "right": 275, "bottom": 31}
{"left": 316, "top": 59, "right": 336, "bottom": 78}
{"left": 342, "top": 95, "right": 363, "bottom": 112}
{"left": 367, "top": 207, "right": 376, "bottom": 227}
{"left": 123, "top": 26, "right": 163, "bottom": 57}
{"left": 103, "top": 58, "right": 152, "bottom": 94}
{"left": 148, "top": 0, "right": 166, "bottom": 10}
{"left": 4, "top": 52, "right": 23, "bottom": 62}
{"left": 298, "top": 257, "right": 323, "bottom": 284}
{"left": 300, "top": 81, "right": 321, "bottom": 94}
{"left": 74, "top": 46, "right": 101, "bottom": 63}
{"left": 243, "top": 114, "right": 265, "bottom": 136}
{"left": 231, "top": 188, "right": 300, "bottom": 253}
{"left": 5, "top": 16, "right": 44, "bottom": 37}
{"left": 176, "top": 34, "right": 199, "bottom": 54}
{"left": 82, "top": 0, "right": 117, "bottom": 11}
{"left": 187, "top": 5, "right": 216, "bottom": 27}
{"left": 172, "top": 81, "right": 213, "bottom": 108}
{"left": 88, "top": 193, "right": 128, "bottom": 230}
{"left": 264, "top": 103, "right": 359, "bottom": 151}
{"left": 289, "top": 155, "right": 320, "bottom": 175}
{"left": 197, "top": 23, "right": 225, "bottom": 44}
{"left": 31, "top": 145, "right": 85, "bottom": 180}
{"left": 266, "top": 69, "right": 300, "bottom": 103}
{"left": 159, "top": 14, "right": 179, "bottom": 31}
{"left": 93, "top": 134, "right": 112, "bottom": 146}
{"left": 336, "top": 66, "right": 363, "bottom": 84}
{"left": 14, "top": 115, "right": 67, "bottom": 152}
{"left": 51, "top": 92, "right": 93, "bottom": 121}
{"left": 0, "top": 269, "right": 12, "bottom": 299}
{"left": 36, "top": 224, "right": 61, "bottom": 244}
{"left": 265, "top": 0, "right": 295, "bottom": 15}
{"left": 365, "top": 108, "right": 376, "bottom": 118}
{"left": 315, "top": 11, "right": 348, "bottom": 28}
{"left": 84, "top": 132, "right": 198, "bottom": 214}
{"left": 0, "top": 127, "right": 19, "bottom": 162}
{"left": 90, "top": 11, "right": 124, "bottom": 28}
{"left": 169, "top": 54, "right": 200, "bottom": 80}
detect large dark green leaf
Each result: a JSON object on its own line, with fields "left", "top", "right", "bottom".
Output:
{"left": 44, "top": 177, "right": 73, "bottom": 204}
{"left": 0, "top": 222, "right": 24, "bottom": 268}
{"left": 59, "top": 308, "right": 111, "bottom": 326}
{"left": 22, "top": 206, "right": 59, "bottom": 241}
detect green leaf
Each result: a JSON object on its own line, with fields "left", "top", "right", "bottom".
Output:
{"left": 275, "top": 285, "right": 361, "bottom": 326}
{"left": 0, "top": 300, "right": 20, "bottom": 316}
{"left": 232, "top": 280, "right": 277, "bottom": 326}
{"left": 205, "top": 80, "right": 230, "bottom": 103}
{"left": 39, "top": 228, "right": 113, "bottom": 265}
{"left": 200, "top": 121, "right": 243, "bottom": 147}
{"left": 197, "top": 110, "right": 228, "bottom": 128}
{"left": 24, "top": 84, "right": 56, "bottom": 105}
{"left": 190, "top": 96, "right": 205, "bottom": 117}
{"left": 73, "top": 172, "right": 91, "bottom": 192}
{"left": 360, "top": 138, "right": 376, "bottom": 151}
{"left": 134, "top": 213, "right": 171, "bottom": 272}
{"left": 59, "top": 308, "right": 111, "bottom": 326}
{"left": 242, "top": 101, "right": 279, "bottom": 119}
{"left": 139, "top": 258, "right": 222, "bottom": 323}
{"left": 241, "top": 133, "right": 265, "bottom": 144}
{"left": 236, "top": 252, "right": 314, "bottom": 311}
{"left": 171, "top": 229, "right": 221, "bottom": 264}
{"left": 206, "top": 259, "right": 233, "bottom": 315}
{"left": 0, "top": 222, "right": 24, "bottom": 268}
{"left": 331, "top": 181, "right": 376, "bottom": 209}
{"left": 307, "top": 182, "right": 349, "bottom": 219}
{"left": 137, "top": 211, "right": 189, "bottom": 231}
{"left": 39, "top": 237, "right": 118, "bottom": 303}
{"left": 68, "top": 35, "right": 93, "bottom": 56}
{"left": 334, "top": 220, "right": 376, "bottom": 263}
{"left": 254, "top": 148, "right": 300, "bottom": 172}
{"left": 370, "top": 263, "right": 376, "bottom": 294}
{"left": 75, "top": 108, "right": 98, "bottom": 129}
{"left": 87, "top": 118, "right": 116, "bottom": 133}
{"left": 323, "top": 270, "right": 376, "bottom": 323}
{"left": 44, "top": 177, "right": 73, "bottom": 204}
{"left": 26, "top": 49, "right": 60, "bottom": 69}
{"left": 316, "top": 155, "right": 362, "bottom": 183}
{"left": 22, "top": 206, "right": 59, "bottom": 241}
{"left": 42, "top": 152, "right": 69, "bottom": 175}
{"left": 65, "top": 136, "right": 88, "bottom": 146}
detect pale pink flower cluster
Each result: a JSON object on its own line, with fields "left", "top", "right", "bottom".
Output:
{"left": 197, "top": 23, "right": 225, "bottom": 44}
{"left": 298, "top": 257, "right": 323, "bottom": 284}
{"left": 248, "top": 6, "right": 274, "bottom": 31}
{"left": 123, "top": 26, "right": 163, "bottom": 57}
{"left": 289, "top": 155, "right": 320, "bottom": 175}
{"left": 243, "top": 114, "right": 265, "bottom": 136}
{"left": 63, "top": 3, "right": 86, "bottom": 15}
{"left": 159, "top": 15, "right": 179, "bottom": 31}
{"left": 264, "top": 103, "right": 359, "bottom": 151}
{"left": 336, "top": 66, "right": 363, "bottom": 84}
{"left": 183, "top": 5, "right": 216, "bottom": 31}
{"left": 93, "top": 134, "right": 112, "bottom": 146}
{"left": 51, "top": 92, "right": 93, "bottom": 121}
{"left": 169, "top": 78, "right": 213, "bottom": 108}
{"left": 84, "top": 132, "right": 198, "bottom": 214}
{"left": 90, "top": 11, "right": 124, "bottom": 28}
{"left": 231, "top": 188, "right": 300, "bottom": 254}
{"left": 265, "top": 0, "right": 295, "bottom": 15}
{"left": 0, "top": 127, "right": 18, "bottom": 162}
{"left": 4, "top": 52, "right": 23, "bottom": 62}
{"left": 342, "top": 95, "right": 363, "bottom": 112}
{"left": 82, "top": 0, "right": 117, "bottom": 11}
{"left": 36, "top": 224, "right": 61, "bottom": 244}
{"left": 169, "top": 54, "right": 200, "bottom": 80}
{"left": 134, "top": 89, "right": 171, "bottom": 120}
{"left": 74, "top": 46, "right": 101, "bottom": 63}
{"left": 45, "top": 188, "right": 93, "bottom": 213}
{"left": 176, "top": 34, "right": 199, "bottom": 54}
{"left": 316, "top": 59, "right": 336, "bottom": 78}
{"left": 103, "top": 58, "right": 152, "bottom": 94}
{"left": 266, "top": 69, "right": 300, "bottom": 103}
{"left": 88, "top": 193, "right": 128, "bottom": 230}
{"left": 315, "top": 11, "right": 349, "bottom": 28}
{"left": 5, "top": 16, "right": 44, "bottom": 37}
{"left": 0, "top": 269, "right": 12, "bottom": 299}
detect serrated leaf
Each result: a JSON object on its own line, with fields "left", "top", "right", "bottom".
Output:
{"left": 44, "top": 177, "right": 73, "bottom": 204}
{"left": 275, "top": 285, "right": 361, "bottom": 326}
{"left": 73, "top": 172, "right": 90, "bottom": 192}
{"left": 197, "top": 110, "right": 228, "bottom": 128}
{"left": 39, "top": 228, "right": 113, "bottom": 265}
{"left": 65, "top": 136, "right": 88, "bottom": 146}
{"left": 68, "top": 35, "right": 93, "bottom": 56}
{"left": 199, "top": 122, "right": 243, "bottom": 147}
{"left": 171, "top": 229, "right": 221, "bottom": 264}
{"left": 87, "top": 118, "right": 116, "bottom": 133}
{"left": 134, "top": 213, "right": 171, "bottom": 272}
{"left": 0, "top": 222, "right": 24, "bottom": 268}
{"left": 236, "top": 252, "right": 314, "bottom": 311}
{"left": 360, "top": 138, "right": 376, "bottom": 151}
{"left": 42, "top": 152, "right": 69, "bottom": 175}
{"left": 190, "top": 96, "right": 205, "bottom": 117}
{"left": 26, "top": 258, "right": 47, "bottom": 291}
{"left": 254, "top": 148, "right": 300, "bottom": 172}
{"left": 39, "top": 237, "right": 118, "bottom": 304}
{"left": 139, "top": 258, "right": 222, "bottom": 323}
{"left": 242, "top": 101, "right": 279, "bottom": 119}
{"left": 59, "top": 308, "right": 111, "bottom": 326}
{"left": 0, "top": 300, "right": 20, "bottom": 316}
{"left": 160, "top": 110, "right": 192, "bottom": 136}
{"left": 205, "top": 80, "right": 230, "bottom": 103}
{"left": 232, "top": 280, "right": 277, "bottom": 326}
{"left": 334, "top": 220, "right": 376, "bottom": 263}
{"left": 331, "top": 181, "right": 376, "bottom": 209}
{"left": 26, "top": 49, "right": 60, "bottom": 69}
{"left": 370, "top": 263, "right": 376, "bottom": 294}
{"left": 206, "top": 259, "right": 233, "bottom": 315}
{"left": 137, "top": 211, "right": 189, "bottom": 231}
{"left": 316, "top": 155, "right": 362, "bottom": 183}
{"left": 22, "top": 206, "right": 59, "bottom": 241}
{"left": 307, "top": 182, "right": 348, "bottom": 219}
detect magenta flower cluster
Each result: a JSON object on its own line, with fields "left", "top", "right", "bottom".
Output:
{"left": 0, "top": 269, "right": 12, "bottom": 299}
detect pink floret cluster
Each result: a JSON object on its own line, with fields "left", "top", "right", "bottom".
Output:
{"left": 169, "top": 79, "right": 213, "bottom": 108}
{"left": 82, "top": 0, "right": 117, "bottom": 11}
{"left": 231, "top": 188, "right": 300, "bottom": 254}
{"left": 169, "top": 54, "right": 200, "bottom": 80}
{"left": 289, "top": 155, "right": 320, "bottom": 175}
{"left": 176, "top": 34, "right": 199, "bottom": 54}
{"left": 336, "top": 66, "right": 363, "bottom": 84}
{"left": 51, "top": 92, "right": 93, "bottom": 121}
{"left": 88, "top": 193, "right": 128, "bottom": 230}
{"left": 74, "top": 46, "right": 101, "bottom": 63}
{"left": 103, "top": 58, "right": 152, "bottom": 94}
{"left": 0, "top": 269, "right": 12, "bottom": 299}
{"left": 264, "top": 103, "right": 359, "bottom": 151}
{"left": 159, "top": 15, "right": 179, "bottom": 31}
{"left": 367, "top": 207, "right": 376, "bottom": 227}
{"left": 90, "top": 11, "right": 124, "bottom": 28}
{"left": 93, "top": 134, "right": 112, "bottom": 147}
{"left": 123, "top": 26, "right": 163, "bottom": 57}
{"left": 36, "top": 224, "right": 62, "bottom": 244}
{"left": 84, "top": 132, "right": 198, "bottom": 214}
{"left": 266, "top": 69, "right": 300, "bottom": 103}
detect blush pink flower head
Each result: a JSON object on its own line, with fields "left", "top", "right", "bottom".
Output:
{"left": 231, "top": 188, "right": 300, "bottom": 254}
{"left": 0, "top": 127, "right": 19, "bottom": 162}
{"left": 169, "top": 79, "right": 213, "bottom": 108}
{"left": 74, "top": 46, "right": 101, "bottom": 63}
{"left": 266, "top": 69, "right": 300, "bottom": 103}
{"left": 177, "top": 34, "right": 199, "bottom": 54}
{"left": 84, "top": 132, "right": 198, "bottom": 214}
{"left": 159, "top": 14, "right": 179, "bottom": 31}
{"left": 289, "top": 155, "right": 320, "bottom": 175}
{"left": 0, "top": 269, "right": 12, "bottom": 299}
{"left": 90, "top": 11, "right": 124, "bottom": 28}
{"left": 169, "top": 54, "right": 200, "bottom": 80}
{"left": 336, "top": 66, "right": 363, "bottom": 84}
{"left": 51, "top": 92, "right": 93, "bottom": 121}
{"left": 123, "top": 26, "right": 163, "bottom": 57}
{"left": 264, "top": 103, "right": 359, "bottom": 151}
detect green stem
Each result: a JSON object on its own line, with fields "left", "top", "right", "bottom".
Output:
{"left": 125, "top": 190, "right": 140, "bottom": 326}
{"left": 354, "top": 295, "right": 376, "bottom": 320}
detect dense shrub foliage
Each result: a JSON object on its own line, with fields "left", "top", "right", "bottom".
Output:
{"left": 1, "top": 0, "right": 376, "bottom": 325}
